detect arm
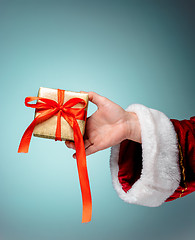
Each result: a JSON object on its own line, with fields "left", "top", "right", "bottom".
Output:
{"left": 111, "top": 106, "right": 195, "bottom": 206}
{"left": 65, "top": 92, "right": 195, "bottom": 206}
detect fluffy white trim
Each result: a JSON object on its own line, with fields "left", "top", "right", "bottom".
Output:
{"left": 110, "top": 104, "right": 180, "bottom": 207}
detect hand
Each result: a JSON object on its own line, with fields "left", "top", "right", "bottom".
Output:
{"left": 65, "top": 92, "right": 141, "bottom": 158}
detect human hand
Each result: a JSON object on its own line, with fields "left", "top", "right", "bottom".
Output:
{"left": 65, "top": 92, "right": 141, "bottom": 158}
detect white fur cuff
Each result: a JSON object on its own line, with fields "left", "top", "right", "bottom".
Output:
{"left": 110, "top": 104, "right": 180, "bottom": 207}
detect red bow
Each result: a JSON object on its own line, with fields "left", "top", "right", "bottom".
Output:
{"left": 18, "top": 89, "right": 92, "bottom": 223}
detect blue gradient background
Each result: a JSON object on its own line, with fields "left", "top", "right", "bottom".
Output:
{"left": 0, "top": 1, "right": 195, "bottom": 240}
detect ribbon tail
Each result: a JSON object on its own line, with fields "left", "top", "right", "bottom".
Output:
{"left": 18, "top": 108, "right": 58, "bottom": 153}
{"left": 73, "top": 119, "right": 92, "bottom": 223}
{"left": 18, "top": 119, "right": 37, "bottom": 153}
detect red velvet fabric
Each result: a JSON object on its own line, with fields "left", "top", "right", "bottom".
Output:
{"left": 166, "top": 117, "right": 195, "bottom": 201}
{"left": 118, "top": 116, "right": 195, "bottom": 202}
{"left": 118, "top": 140, "right": 142, "bottom": 193}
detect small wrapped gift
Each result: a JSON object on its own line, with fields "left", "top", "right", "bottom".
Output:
{"left": 18, "top": 87, "right": 92, "bottom": 223}
{"left": 33, "top": 87, "right": 88, "bottom": 141}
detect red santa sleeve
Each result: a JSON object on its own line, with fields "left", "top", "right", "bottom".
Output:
{"left": 110, "top": 104, "right": 195, "bottom": 207}
{"left": 166, "top": 117, "right": 195, "bottom": 201}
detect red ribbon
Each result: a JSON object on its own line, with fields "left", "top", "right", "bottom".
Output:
{"left": 18, "top": 89, "right": 92, "bottom": 223}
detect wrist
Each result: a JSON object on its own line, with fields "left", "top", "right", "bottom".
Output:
{"left": 123, "top": 111, "right": 141, "bottom": 143}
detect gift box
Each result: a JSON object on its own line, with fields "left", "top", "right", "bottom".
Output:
{"left": 18, "top": 87, "right": 92, "bottom": 223}
{"left": 33, "top": 87, "right": 88, "bottom": 141}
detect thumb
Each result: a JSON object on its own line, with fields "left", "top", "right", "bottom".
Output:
{"left": 87, "top": 91, "right": 106, "bottom": 108}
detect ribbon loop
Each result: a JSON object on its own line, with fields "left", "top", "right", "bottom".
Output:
{"left": 18, "top": 89, "right": 92, "bottom": 223}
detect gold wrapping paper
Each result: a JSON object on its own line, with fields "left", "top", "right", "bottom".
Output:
{"left": 33, "top": 87, "right": 88, "bottom": 141}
